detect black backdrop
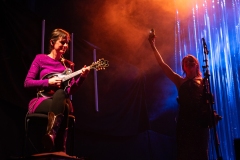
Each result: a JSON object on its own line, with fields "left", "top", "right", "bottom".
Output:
{"left": 0, "top": 0, "right": 178, "bottom": 159}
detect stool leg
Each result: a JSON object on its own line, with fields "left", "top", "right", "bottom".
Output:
{"left": 23, "top": 118, "right": 29, "bottom": 156}
{"left": 68, "top": 116, "right": 75, "bottom": 155}
{"left": 69, "top": 125, "right": 75, "bottom": 155}
{"left": 42, "top": 112, "right": 64, "bottom": 151}
{"left": 55, "top": 128, "right": 68, "bottom": 152}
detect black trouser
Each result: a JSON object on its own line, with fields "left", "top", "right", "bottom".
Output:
{"left": 35, "top": 89, "right": 70, "bottom": 129}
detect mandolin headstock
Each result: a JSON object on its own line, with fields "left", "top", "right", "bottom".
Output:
{"left": 91, "top": 58, "right": 109, "bottom": 71}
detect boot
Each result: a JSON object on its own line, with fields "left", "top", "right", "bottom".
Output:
{"left": 42, "top": 112, "right": 64, "bottom": 151}
{"left": 55, "top": 128, "right": 68, "bottom": 152}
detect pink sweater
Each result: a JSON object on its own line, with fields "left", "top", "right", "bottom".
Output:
{"left": 24, "top": 54, "right": 85, "bottom": 113}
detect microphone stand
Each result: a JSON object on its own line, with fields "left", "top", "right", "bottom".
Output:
{"left": 202, "top": 38, "right": 223, "bottom": 160}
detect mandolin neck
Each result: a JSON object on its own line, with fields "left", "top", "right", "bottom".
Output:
{"left": 62, "top": 66, "right": 91, "bottom": 82}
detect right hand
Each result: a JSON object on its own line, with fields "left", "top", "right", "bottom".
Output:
{"left": 48, "top": 76, "right": 62, "bottom": 87}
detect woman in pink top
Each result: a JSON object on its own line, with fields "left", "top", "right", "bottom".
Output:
{"left": 24, "top": 28, "right": 90, "bottom": 152}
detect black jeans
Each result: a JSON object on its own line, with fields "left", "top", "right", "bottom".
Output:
{"left": 35, "top": 89, "right": 70, "bottom": 129}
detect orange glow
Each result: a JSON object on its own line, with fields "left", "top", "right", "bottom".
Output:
{"left": 75, "top": 0, "right": 176, "bottom": 72}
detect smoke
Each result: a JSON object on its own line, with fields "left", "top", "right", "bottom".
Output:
{"left": 175, "top": 0, "right": 194, "bottom": 19}
{"left": 72, "top": 0, "right": 176, "bottom": 73}
{"left": 69, "top": 0, "right": 179, "bottom": 111}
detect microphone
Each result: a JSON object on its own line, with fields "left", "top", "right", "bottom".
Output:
{"left": 202, "top": 38, "right": 208, "bottom": 54}
{"left": 202, "top": 38, "right": 207, "bottom": 47}
{"left": 149, "top": 29, "right": 156, "bottom": 38}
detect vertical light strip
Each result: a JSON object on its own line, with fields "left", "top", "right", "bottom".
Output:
{"left": 175, "top": 0, "right": 240, "bottom": 159}
{"left": 70, "top": 33, "right": 74, "bottom": 100}
{"left": 41, "top": 19, "right": 45, "bottom": 54}
{"left": 93, "top": 49, "right": 99, "bottom": 112}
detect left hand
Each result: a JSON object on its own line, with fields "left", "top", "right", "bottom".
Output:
{"left": 81, "top": 65, "right": 90, "bottom": 78}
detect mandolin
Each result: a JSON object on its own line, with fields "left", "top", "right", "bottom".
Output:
{"left": 37, "top": 58, "right": 109, "bottom": 97}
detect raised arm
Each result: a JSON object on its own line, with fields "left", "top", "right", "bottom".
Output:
{"left": 148, "top": 29, "right": 182, "bottom": 88}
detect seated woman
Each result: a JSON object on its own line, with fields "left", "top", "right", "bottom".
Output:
{"left": 24, "top": 28, "right": 90, "bottom": 152}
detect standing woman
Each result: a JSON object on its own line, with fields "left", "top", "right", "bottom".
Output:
{"left": 148, "top": 30, "right": 210, "bottom": 160}
{"left": 24, "top": 28, "right": 90, "bottom": 152}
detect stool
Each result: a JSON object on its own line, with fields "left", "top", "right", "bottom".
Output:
{"left": 24, "top": 113, "right": 75, "bottom": 156}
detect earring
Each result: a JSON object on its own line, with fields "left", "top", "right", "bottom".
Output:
{"left": 50, "top": 40, "right": 54, "bottom": 46}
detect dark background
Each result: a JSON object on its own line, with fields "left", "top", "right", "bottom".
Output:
{"left": 0, "top": 0, "right": 178, "bottom": 159}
